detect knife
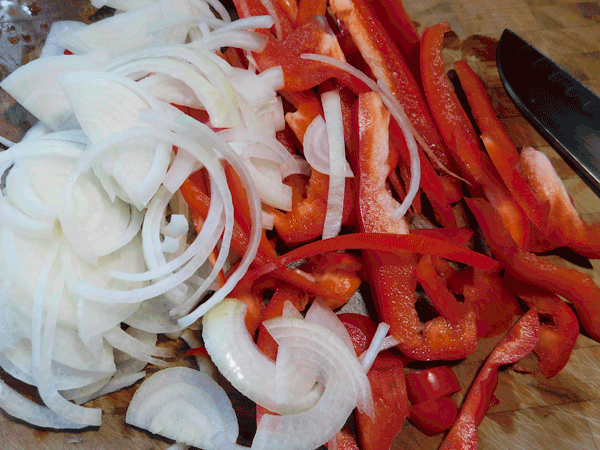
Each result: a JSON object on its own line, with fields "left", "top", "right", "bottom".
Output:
{"left": 496, "top": 29, "right": 600, "bottom": 198}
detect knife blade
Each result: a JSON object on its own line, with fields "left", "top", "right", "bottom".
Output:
{"left": 496, "top": 29, "right": 600, "bottom": 198}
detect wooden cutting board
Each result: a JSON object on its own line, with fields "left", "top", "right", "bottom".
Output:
{"left": 1, "top": 0, "right": 600, "bottom": 449}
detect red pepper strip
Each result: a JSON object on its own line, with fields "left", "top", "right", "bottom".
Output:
{"left": 247, "top": 233, "right": 498, "bottom": 283}
{"left": 296, "top": 0, "right": 327, "bottom": 25}
{"left": 520, "top": 146, "right": 600, "bottom": 259}
{"left": 338, "top": 313, "right": 379, "bottom": 356}
{"left": 440, "top": 309, "right": 539, "bottom": 450}
{"left": 464, "top": 270, "right": 521, "bottom": 338}
{"left": 273, "top": 0, "right": 297, "bottom": 24}
{"left": 388, "top": 166, "right": 420, "bottom": 216}
{"left": 251, "top": 16, "right": 368, "bottom": 92}
{"left": 467, "top": 197, "right": 600, "bottom": 342}
{"left": 330, "top": 0, "right": 453, "bottom": 169}
{"left": 325, "top": 431, "right": 361, "bottom": 450}
{"left": 410, "top": 228, "right": 473, "bottom": 248}
{"left": 233, "top": 0, "right": 295, "bottom": 39}
{"left": 481, "top": 131, "right": 549, "bottom": 233}
{"left": 453, "top": 60, "right": 519, "bottom": 162}
{"left": 298, "top": 252, "right": 363, "bottom": 309}
{"left": 186, "top": 347, "right": 209, "bottom": 358}
{"left": 362, "top": 0, "right": 421, "bottom": 85}
{"left": 504, "top": 274, "right": 579, "bottom": 378}
{"left": 218, "top": 47, "right": 247, "bottom": 69}
{"left": 273, "top": 169, "right": 355, "bottom": 246}
{"left": 282, "top": 90, "right": 323, "bottom": 142}
{"left": 390, "top": 124, "right": 456, "bottom": 227}
{"left": 409, "top": 396, "right": 459, "bottom": 436}
{"left": 63, "top": 49, "right": 73, "bottom": 55}
{"left": 420, "top": 23, "right": 532, "bottom": 250}
{"left": 339, "top": 314, "right": 409, "bottom": 450}
{"left": 181, "top": 179, "right": 346, "bottom": 302}
{"left": 417, "top": 255, "right": 466, "bottom": 325}
{"left": 405, "top": 365, "right": 461, "bottom": 405}
{"left": 356, "top": 356, "right": 408, "bottom": 450}
{"left": 224, "top": 162, "right": 277, "bottom": 259}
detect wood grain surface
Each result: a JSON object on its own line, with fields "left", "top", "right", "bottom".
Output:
{"left": 1, "top": 0, "right": 600, "bottom": 449}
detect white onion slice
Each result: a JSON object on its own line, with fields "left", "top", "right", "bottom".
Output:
{"left": 202, "top": 300, "right": 323, "bottom": 414}
{"left": 305, "top": 298, "right": 355, "bottom": 355}
{"left": 246, "top": 158, "right": 292, "bottom": 211}
{"left": 358, "top": 322, "right": 391, "bottom": 373}
{"left": 321, "top": 90, "right": 347, "bottom": 240}
{"left": 0, "top": 379, "right": 90, "bottom": 429}
{"left": 303, "top": 116, "right": 353, "bottom": 177}
{"left": 0, "top": 54, "right": 105, "bottom": 130}
{"left": 59, "top": 0, "right": 192, "bottom": 55}
{"left": 126, "top": 367, "right": 239, "bottom": 448}
{"left": 189, "top": 30, "right": 268, "bottom": 53}
{"left": 253, "top": 316, "right": 374, "bottom": 450}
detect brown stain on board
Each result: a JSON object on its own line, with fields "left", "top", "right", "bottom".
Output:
{"left": 461, "top": 34, "right": 499, "bottom": 61}
{"left": 570, "top": 2, "right": 600, "bottom": 23}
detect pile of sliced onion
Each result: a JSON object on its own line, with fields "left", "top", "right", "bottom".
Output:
{"left": 0, "top": 0, "right": 415, "bottom": 445}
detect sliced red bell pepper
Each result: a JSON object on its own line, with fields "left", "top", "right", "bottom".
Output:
{"left": 440, "top": 309, "right": 539, "bottom": 450}
{"left": 421, "top": 23, "right": 533, "bottom": 250}
{"left": 245, "top": 231, "right": 498, "bottom": 285}
{"left": 273, "top": 169, "right": 355, "bottom": 246}
{"left": 520, "top": 146, "right": 600, "bottom": 259}
{"left": 504, "top": 274, "right": 579, "bottom": 378}
{"left": 410, "top": 227, "right": 473, "bottom": 248}
{"left": 465, "top": 270, "right": 521, "bottom": 338}
{"left": 296, "top": 0, "right": 327, "bottom": 25}
{"left": 390, "top": 128, "right": 456, "bottom": 227}
{"left": 250, "top": 16, "right": 367, "bottom": 92}
{"left": 181, "top": 178, "right": 346, "bottom": 303}
{"left": 338, "top": 314, "right": 409, "bottom": 450}
{"left": 467, "top": 197, "right": 600, "bottom": 343}
{"left": 298, "top": 252, "right": 362, "bottom": 309}
{"left": 416, "top": 255, "right": 466, "bottom": 325}
{"left": 325, "top": 431, "right": 361, "bottom": 450}
{"left": 409, "top": 395, "right": 459, "bottom": 436}
{"left": 405, "top": 365, "right": 461, "bottom": 405}
{"left": 481, "top": 131, "right": 549, "bottom": 233}
{"left": 452, "top": 60, "right": 518, "bottom": 162}
{"left": 362, "top": 0, "right": 421, "bottom": 85}
{"left": 232, "top": 0, "right": 295, "bottom": 39}
{"left": 356, "top": 356, "right": 408, "bottom": 450}
{"left": 330, "top": 0, "right": 454, "bottom": 169}
{"left": 339, "top": 313, "right": 379, "bottom": 356}
{"left": 282, "top": 89, "right": 323, "bottom": 142}
{"left": 355, "top": 91, "right": 479, "bottom": 361}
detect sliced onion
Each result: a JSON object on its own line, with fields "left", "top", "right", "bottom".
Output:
{"left": 358, "top": 322, "right": 391, "bottom": 373}
{"left": 189, "top": 30, "right": 268, "bottom": 53}
{"left": 0, "top": 379, "right": 90, "bottom": 429}
{"left": 202, "top": 300, "right": 323, "bottom": 414}
{"left": 246, "top": 158, "right": 292, "bottom": 211}
{"left": 103, "top": 326, "right": 173, "bottom": 366}
{"left": 58, "top": 0, "right": 192, "bottom": 55}
{"left": 126, "top": 367, "right": 239, "bottom": 448}
{"left": 321, "top": 90, "right": 347, "bottom": 240}
{"left": 305, "top": 298, "right": 355, "bottom": 355}
{"left": 0, "top": 54, "right": 106, "bottom": 130}
{"left": 303, "top": 116, "right": 353, "bottom": 177}
{"left": 252, "top": 315, "right": 374, "bottom": 450}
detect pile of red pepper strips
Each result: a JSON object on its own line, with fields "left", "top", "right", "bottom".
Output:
{"left": 180, "top": 0, "right": 600, "bottom": 448}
